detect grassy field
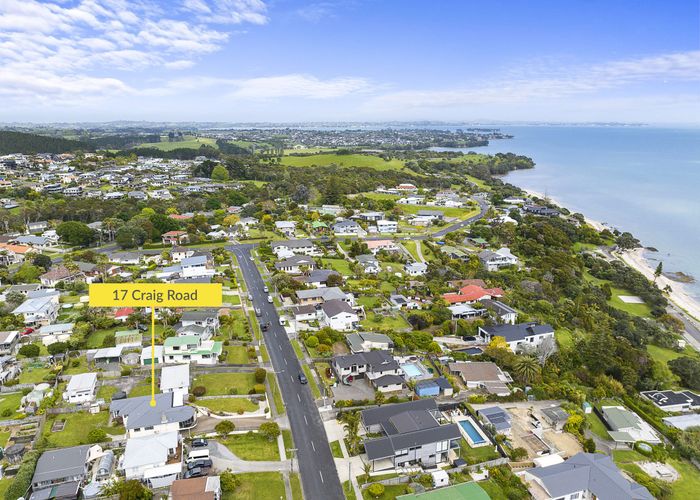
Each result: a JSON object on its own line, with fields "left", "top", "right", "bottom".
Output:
{"left": 321, "top": 257, "right": 354, "bottom": 276}
{"left": 224, "top": 345, "right": 251, "bottom": 364}
{"left": 291, "top": 340, "right": 305, "bottom": 360}
{"left": 0, "top": 392, "right": 23, "bottom": 419}
{"left": 361, "top": 311, "right": 410, "bottom": 331}
{"left": 281, "top": 153, "right": 407, "bottom": 171}
{"left": 18, "top": 363, "right": 53, "bottom": 384}
{"left": 361, "top": 483, "right": 408, "bottom": 500}
{"left": 647, "top": 344, "right": 699, "bottom": 364}
{"left": 137, "top": 135, "right": 217, "bottom": 151}
{"left": 193, "top": 373, "right": 257, "bottom": 396}
{"left": 222, "top": 472, "right": 286, "bottom": 500}
{"left": 586, "top": 412, "right": 610, "bottom": 439}
{"left": 403, "top": 240, "right": 421, "bottom": 262}
{"left": 43, "top": 412, "right": 114, "bottom": 447}
{"left": 290, "top": 473, "right": 303, "bottom": 500}
{"left": 343, "top": 481, "right": 357, "bottom": 500}
{"left": 268, "top": 373, "right": 285, "bottom": 414}
{"left": 302, "top": 365, "right": 321, "bottom": 398}
{"left": 222, "top": 432, "right": 280, "bottom": 461}
{"left": 330, "top": 439, "right": 344, "bottom": 458}
{"left": 458, "top": 438, "right": 501, "bottom": 464}
{"left": 195, "top": 397, "right": 258, "bottom": 414}
{"left": 583, "top": 272, "right": 652, "bottom": 318}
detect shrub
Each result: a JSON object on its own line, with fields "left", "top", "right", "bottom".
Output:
{"left": 120, "top": 366, "right": 132, "bottom": 377}
{"left": 215, "top": 420, "right": 235, "bottom": 436}
{"left": 5, "top": 450, "right": 41, "bottom": 500}
{"left": 254, "top": 368, "right": 267, "bottom": 383}
{"left": 192, "top": 386, "right": 207, "bottom": 397}
{"left": 259, "top": 422, "right": 280, "bottom": 441}
{"left": 367, "top": 483, "right": 385, "bottom": 498}
{"left": 228, "top": 388, "right": 239, "bottom": 395}
{"left": 305, "top": 335, "right": 319, "bottom": 348}
{"left": 220, "top": 470, "right": 241, "bottom": 492}
{"left": 18, "top": 344, "right": 40, "bottom": 358}
{"left": 47, "top": 342, "right": 69, "bottom": 355}
{"left": 87, "top": 428, "right": 107, "bottom": 443}
{"left": 253, "top": 384, "right": 266, "bottom": 394}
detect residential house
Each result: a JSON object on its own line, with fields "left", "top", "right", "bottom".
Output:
{"left": 478, "top": 322, "right": 555, "bottom": 351}
{"left": 358, "top": 211, "right": 384, "bottom": 222}
{"left": 121, "top": 431, "right": 181, "bottom": 487}
{"left": 478, "top": 247, "right": 519, "bottom": 271}
{"left": 12, "top": 295, "right": 59, "bottom": 326}
{"left": 361, "top": 399, "right": 461, "bottom": 471}
{"left": 162, "top": 231, "right": 189, "bottom": 245}
{"left": 376, "top": 219, "right": 398, "bottom": 233}
{"left": 109, "top": 252, "right": 141, "bottom": 265}
{"left": 366, "top": 239, "right": 399, "bottom": 254}
{"left": 523, "top": 205, "right": 560, "bottom": 217}
{"left": 39, "top": 265, "right": 84, "bottom": 287}
{"left": 163, "top": 335, "right": 223, "bottom": 365}
{"left": 396, "top": 183, "right": 418, "bottom": 193}
{"left": 477, "top": 406, "right": 511, "bottom": 435}
{"left": 274, "top": 255, "right": 317, "bottom": 274}
{"left": 27, "top": 221, "right": 48, "bottom": 233}
{"left": 442, "top": 284, "right": 504, "bottom": 305}
{"left": 298, "top": 269, "right": 341, "bottom": 288}
{"left": 181, "top": 310, "right": 219, "bottom": 333}
{"left": 63, "top": 372, "right": 98, "bottom": 404}
{"left": 271, "top": 239, "right": 319, "bottom": 258}
{"left": 110, "top": 393, "right": 196, "bottom": 438}
{"left": 541, "top": 406, "right": 569, "bottom": 431}
{"left": 160, "top": 364, "right": 190, "bottom": 402}
{"left": 346, "top": 332, "right": 393, "bottom": 353}
{"left": 0, "top": 330, "right": 19, "bottom": 354}
{"left": 296, "top": 287, "right": 353, "bottom": 306}
{"left": 601, "top": 406, "right": 661, "bottom": 445}
{"left": 274, "top": 221, "right": 297, "bottom": 237}
{"left": 641, "top": 390, "right": 700, "bottom": 413}
{"left": 356, "top": 254, "right": 380, "bottom": 274}
{"left": 0, "top": 243, "right": 34, "bottom": 265}
{"left": 448, "top": 303, "right": 486, "bottom": 319}
{"left": 170, "top": 246, "right": 194, "bottom": 262}
{"left": 414, "top": 377, "right": 454, "bottom": 398}
{"left": 448, "top": 361, "right": 512, "bottom": 396}
{"left": 416, "top": 209, "right": 444, "bottom": 221}
{"left": 331, "top": 350, "right": 401, "bottom": 385}
{"left": 114, "top": 307, "right": 135, "bottom": 322}
{"left": 170, "top": 477, "right": 222, "bottom": 500}
{"left": 180, "top": 255, "right": 215, "bottom": 279}
{"left": 31, "top": 445, "right": 93, "bottom": 497}
{"left": 523, "top": 452, "right": 653, "bottom": 500}
{"left": 404, "top": 262, "right": 427, "bottom": 276}
{"left": 320, "top": 300, "right": 359, "bottom": 331}
{"left": 332, "top": 219, "right": 364, "bottom": 236}
{"left": 481, "top": 299, "right": 518, "bottom": 324}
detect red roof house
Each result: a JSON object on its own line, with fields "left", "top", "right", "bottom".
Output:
{"left": 442, "top": 284, "right": 504, "bottom": 304}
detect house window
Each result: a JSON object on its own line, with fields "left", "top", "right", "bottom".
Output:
{"left": 570, "top": 494, "right": 580, "bottom": 500}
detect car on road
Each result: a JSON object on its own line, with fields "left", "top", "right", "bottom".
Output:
{"left": 184, "top": 467, "right": 206, "bottom": 479}
{"left": 298, "top": 372, "right": 308, "bottom": 384}
{"left": 187, "top": 459, "right": 212, "bottom": 470}
{"left": 248, "top": 293, "right": 253, "bottom": 300}
{"left": 279, "top": 317, "right": 287, "bottom": 326}
{"left": 191, "top": 438, "right": 208, "bottom": 449}
{"left": 267, "top": 295, "right": 273, "bottom": 303}
{"left": 261, "top": 322, "right": 271, "bottom": 332}
{"left": 250, "top": 256, "right": 254, "bottom": 261}
{"left": 263, "top": 285, "right": 269, "bottom": 293}
{"left": 255, "top": 307, "right": 262, "bottom": 316}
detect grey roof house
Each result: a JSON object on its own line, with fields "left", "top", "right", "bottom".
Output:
{"left": 110, "top": 393, "right": 196, "bottom": 437}
{"left": 31, "top": 445, "right": 92, "bottom": 494}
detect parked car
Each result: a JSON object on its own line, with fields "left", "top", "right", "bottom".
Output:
{"left": 263, "top": 285, "right": 269, "bottom": 293}
{"left": 298, "top": 372, "right": 308, "bottom": 384}
{"left": 248, "top": 293, "right": 253, "bottom": 301}
{"left": 184, "top": 467, "right": 206, "bottom": 479}
{"left": 187, "top": 459, "right": 212, "bottom": 470}
{"left": 462, "top": 335, "right": 477, "bottom": 342}
{"left": 21, "top": 327, "right": 34, "bottom": 336}
{"left": 191, "top": 438, "right": 208, "bottom": 449}
{"left": 279, "top": 318, "right": 286, "bottom": 326}
{"left": 267, "top": 295, "right": 273, "bottom": 303}
{"left": 255, "top": 307, "right": 262, "bottom": 316}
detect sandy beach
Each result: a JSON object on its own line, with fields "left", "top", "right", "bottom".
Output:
{"left": 619, "top": 247, "right": 700, "bottom": 322}
{"left": 519, "top": 188, "right": 700, "bottom": 321}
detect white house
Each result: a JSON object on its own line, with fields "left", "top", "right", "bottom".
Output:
{"left": 274, "top": 221, "right": 297, "bottom": 237}
{"left": 331, "top": 350, "right": 402, "bottom": 383}
{"left": 376, "top": 220, "right": 398, "bottom": 233}
{"left": 63, "top": 372, "right": 98, "bottom": 404}
{"left": 478, "top": 247, "right": 519, "bottom": 271}
{"left": 110, "top": 393, "right": 196, "bottom": 438}
{"left": 12, "top": 295, "right": 59, "bottom": 327}
{"left": 271, "top": 239, "right": 320, "bottom": 258}
{"left": 404, "top": 262, "right": 427, "bottom": 276}
{"left": 478, "top": 322, "right": 555, "bottom": 351}
{"left": 163, "top": 335, "right": 223, "bottom": 365}
{"left": 180, "top": 255, "right": 215, "bottom": 279}
{"left": 333, "top": 219, "right": 364, "bottom": 236}
{"left": 121, "top": 431, "right": 181, "bottom": 487}
{"left": 274, "top": 255, "right": 317, "bottom": 274}
{"left": 320, "top": 300, "right": 359, "bottom": 331}
{"left": 160, "top": 364, "right": 190, "bottom": 403}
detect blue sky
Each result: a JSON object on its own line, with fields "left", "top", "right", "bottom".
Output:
{"left": 1, "top": 0, "right": 699, "bottom": 123}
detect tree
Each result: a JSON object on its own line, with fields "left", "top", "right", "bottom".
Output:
{"left": 654, "top": 262, "right": 663, "bottom": 282}
{"left": 12, "top": 263, "right": 43, "bottom": 283}
{"left": 115, "top": 225, "right": 147, "bottom": 249}
{"left": 31, "top": 253, "right": 52, "bottom": 271}
{"left": 47, "top": 342, "right": 69, "bottom": 355}
{"left": 513, "top": 356, "right": 541, "bottom": 384}
{"left": 211, "top": 164, "right": 230, "bottom": 181}
{"left": 215, "top": 420, "right": 235, "bottom": 436}
{"left": 669, "top": 357, "right": 700, "bottom": 390}
{"left": 341, "top": 411, "right": 361, "bottom": 454}
{"left": 19, "top": 344, "right": 40, "bottom": 357}
{"left": 259, "top": 421, "right": 280, "bottom": 441}
{"left": 616, "top": 232, "right": 640, "bottom": 249}
{"left": 535, "top": 336, "right": 557, "bottom": 365}
{"left": 254, "top": 368, "right": 267, "bottom": 383}
{"left": 87, "top": 428, "right": 107, "bottom": 443}
{"left": 105, "top": 479, "right": 153, "bottom": 500}
{"left": 56, "top": 221, "right": 96, "bottom": 247}
{"left": 367, "top": 483, "right": 385, "bottom": 498}
{"left": 374, "top": 391, "right": 385, "bottom": 406}
{"left": 220, "top": 470, "right": 241, "bottom": 493}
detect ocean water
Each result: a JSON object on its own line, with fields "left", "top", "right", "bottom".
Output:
{"left": 440, "top": 125, "right": 700, "bottom": 300}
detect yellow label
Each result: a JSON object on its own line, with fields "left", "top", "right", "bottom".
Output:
{"left": 89, "top": 283, "right": 222, "bottom": 307}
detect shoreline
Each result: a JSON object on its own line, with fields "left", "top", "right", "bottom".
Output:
{"left": 516, "top": 188, "right": 700, "bottom": 322}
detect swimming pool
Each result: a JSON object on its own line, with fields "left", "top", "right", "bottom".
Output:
{"left": 401, "top": 363, "right": 422, "bottom": 378}
{"left": 459, "top": 419, "right": 487, "bottom": 445}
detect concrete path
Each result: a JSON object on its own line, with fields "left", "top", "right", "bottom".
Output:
{"left": 210, "top": 441, "right": 291, "bottom": 473}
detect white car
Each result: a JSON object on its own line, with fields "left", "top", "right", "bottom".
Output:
{"left": 267, "top": 295, "right": 273, "bottom": 303}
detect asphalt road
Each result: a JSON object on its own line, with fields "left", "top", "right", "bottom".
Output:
{"left": 430, "top": 199, "right": 490, "bottom": 238}
{"left": 230, "top": 244, "right": 344, "bottom": 500}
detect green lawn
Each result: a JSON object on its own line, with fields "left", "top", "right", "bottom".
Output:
{"left": 291, "top": 340, "right": 305, "bottom": 360}
{"left": 361, "top": 311, "right": 410, "bottom": 331}
{"left": 129, "top": 380, "right": 153, "bottom": 397}
{"left": 330, "top": 439, "right": 344, "bottom": 458}
{"left": 403, "top": 240, "right": 421, "bottom": 262}
{"left": 0, "top": 479, "right": 12, "bottom": 499}
{"left": 0, "top": 392, "right": 24, "bottom": 419}
{"left": 268, "top": 373, "right": 285, "bottom": 415}
{"left": 583, "top": 272, "right": 652, "bottom": 318}
{"left": 290, "top": 473, "right": 303, "bottom": 500}
{"left": 62, "top": 356, "right": 90, "bottom": 375}
{"left": 282, "top": 429, "right": 294, "bottom": 453}
{"left": 321, "top": 258, "right": 354, "bottom": 276}
{"left": 224, "top": 345, "right": 251, "bottom": 364}
{"left": 195, "top": 398, "right": 258, "bottom": 414}
{"left": 0, "top": 429, "right": 11, "bottom": 447}
{"left": 399, "top": 204, "right": 478, "bottom": 219}
{"left": 281, "top": 153, "right": 407, "bottom": 172}
{"left": 221, "top": 432, "right": 280, "bottom": 461}
{"left": 647, "top": 344, "right": 698, "bottom": 365}
{"left": 223, "top": 294, "right": 241, "bottom": 305}
{"left": 222, "top": 472, "right": 286, "bottom": 500}
{"left": 193, "top": 373, "right": 257, "bottom": 396}
{"left": 302, "top": 365, "right": 321, "bottom": 398}
{"left": 586, "top": 412, "right": 610, "bottom": 439}
{"left": 343, "top": 481, "right": 357, "bottom": 500}
{"left": 86, "top": 327, "right": 119, "bottom": 349}
{"left": 668, "top": 458, "right": 700, "bottom": 499}
{"left": 458, "top": 439, "right": 501, "bottom": 465}
{"left": 137, "top": 135, "right": 218, "bottom": 151}
{"left": 361, "top": 483, "right": 408, "bottom": 500}
{"left": 42, "top": 411, "right": 116, "bottom": 447}
{"left": 97, "top": 385, "right": 118, "bottom": 402}
{"left": 18, "top": 364, "right": 53, "bottom": 384}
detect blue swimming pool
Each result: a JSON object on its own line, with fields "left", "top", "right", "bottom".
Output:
{"left": 401, "top": 363, "right": 421, "bottom": 378}
{"left": 459, "top": 419, "right": 486, "bottom": 444}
